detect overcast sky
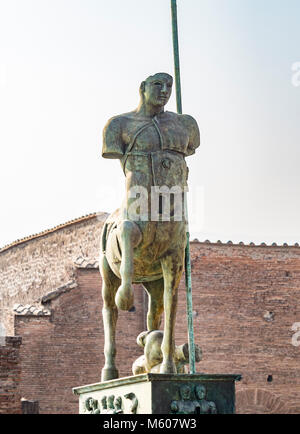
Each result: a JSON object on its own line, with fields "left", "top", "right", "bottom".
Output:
{"left": 0, "top": 0, "right": 300, "bottom": 248}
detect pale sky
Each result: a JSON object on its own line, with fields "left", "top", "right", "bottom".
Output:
{"left": 0, "top": 0, "right": 300, "bottom": 248}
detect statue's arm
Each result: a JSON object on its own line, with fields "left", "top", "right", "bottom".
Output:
{"left": 102, "top": 116, "right": 124, "bottom": 159}
{"left": 209, "top": 401, "right": 217, "bottom": 414}
{"left": 170, "top": 400, "right": 179, "bottom": 413}
{"left": 183, "top": 114, "right": 200, "bottom": 156}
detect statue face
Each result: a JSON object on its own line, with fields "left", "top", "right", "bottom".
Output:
{"left": 87, "top": 398, "right": 93, "bottom": 410}
{"left": 86, "top": 397, "right": 96, "bottom": 411}
{"left": 108, "top": 395, "right": 115, "bottom": 408}
{"left": 196, "top": 385, "right": 206, "bottom": 400}
{"left": 181, "top": 385, "right": 191, "bottom": 400}
{"left": 143, "top": 73, "right": 173, "bottom": 108}
{"left": 114, "top": 397, "right": 122, "bottom": 409}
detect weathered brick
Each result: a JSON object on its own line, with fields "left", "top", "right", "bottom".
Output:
{"left": 1, "top": 216, "right": 300, "bottom": 413}
{"left": 0, "top": 337, "right": 22, "bottom": 414}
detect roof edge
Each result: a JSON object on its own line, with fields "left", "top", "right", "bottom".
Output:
{"left": 1, "top": 211, "right": 298, "bottom": 253}
{"left": 0, "top": 212, "right": 108, "bottom": 254}
{"left": 190, "top": 239, "right": 300, "bottom": 248}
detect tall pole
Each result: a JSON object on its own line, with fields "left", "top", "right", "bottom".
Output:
{"left": 171, "top": 0, "right": 196, "bottom": 375}
{"left": 170, "top": 0, "right": 182, "bottom": 115}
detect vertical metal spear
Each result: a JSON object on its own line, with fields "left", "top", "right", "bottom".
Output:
{"left": 171, "top": 0, "right": 196, "bottom": 374}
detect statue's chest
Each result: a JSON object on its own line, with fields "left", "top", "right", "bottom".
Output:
{"left": 122, "top": 119, "right": 189, "bottom": 153}
{"left": 177, "top": 401, "right": 196, "bottom": 414}
{"left": 196, "top": 401, "right": 212, "bottom": 414}
{"left": 132, "top": 124, "right": 161, "bottom": 151}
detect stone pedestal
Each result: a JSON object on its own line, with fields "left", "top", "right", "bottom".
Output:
{"left": 73, "top": 373, "right": 241, "bottom": 414}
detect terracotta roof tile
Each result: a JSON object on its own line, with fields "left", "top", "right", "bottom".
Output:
{"left": 74, "top": 256, "right": 99, "bottom": 269}
{"left": 41, "top": 280, "right": 78, "bottom": 304}
{"left": 13, "top": 303, "right": 50, "bottom": 316}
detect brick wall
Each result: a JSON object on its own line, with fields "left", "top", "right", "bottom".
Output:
{"left": 0, "top": 214, "right": 107, "bottom": 336}
{"left": 0, "top": 337, "right": 22, "bottom": 414}
{"left": 1, "top": 216, "right": 300, "bottom": 413}
{"left": 175, "top": 242, "right": 300, "bottom": 413}
{"left": 15, "top": 243, "right": 300, "bottom": 413}
{"left": 15, "top": 269, "right": 146, "bottom": 414}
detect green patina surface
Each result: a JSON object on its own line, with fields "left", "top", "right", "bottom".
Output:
{"left": 73, "top": 374, "right": 241, "bottom": 414}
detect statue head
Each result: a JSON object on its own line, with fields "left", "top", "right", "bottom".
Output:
{"left": 107, "top": 395, "right": 115, "bottom": 409}
{"left": 136, "top": 329, "right": 163, "bottom": 348}
{"left": 136, "top": 330, "right": 149, "bottom": 348}
{"left": 195, "top": 385, "right": 206, "bottom": 400}
{"left": 85, "top": 397, "right": 98, "bottom": 412}
{"left": 114, "top": 396, "right": 122, "bottom": 410}
{"left": 180, "top": 385, "right": 191, "bottom": 401}
{"left": 139, "top": 73, "right": 173, "bottom": 108}
{"left": 101, "top": 396, "right": 107, "bottom": 409}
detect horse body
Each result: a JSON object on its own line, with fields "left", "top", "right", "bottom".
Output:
{"left": 100, "top": 210, "right": 186, "bottom": 382}
{"left": 103, "top": 210, "right": 186, "bottom": 283}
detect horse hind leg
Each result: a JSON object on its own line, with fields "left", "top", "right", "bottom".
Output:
{"left": 115, "top": 220, "right": 142, "bottom": 311}
{"left": 143, "top": 278, "right": 164, "bottom": 331}
{"left": 160, "top": 254, "right": 184, "bottom": 374}
{"left": 100, "top": 253, "right": 120, "bottom": 382}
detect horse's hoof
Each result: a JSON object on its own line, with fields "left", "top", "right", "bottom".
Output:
{"left": 159, "top": 362, "right": 177, "bottom": 374}
{"left": 101, "top": 367, "right": 119, "bottom": 382}
{"left": 115, "top": 284, "right": 134, "bottom": 311}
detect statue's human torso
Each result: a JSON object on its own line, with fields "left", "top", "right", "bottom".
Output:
{"left": 120, "top": 111, "right": 190, "bottom": 153}
{"left": 102, "top": 110, "right": 200, "bottom": 189}
{"left": 101, "top": 109, "right": 200, "bottom": 279}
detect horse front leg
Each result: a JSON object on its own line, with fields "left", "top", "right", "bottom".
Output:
{"left": 160, "top": 255, "right": 184, "bottom": 374}
{"left": 115, "top": 220, "right": 142, "bottom": 311}
{"left": 100, "top": 254, "right": 120, "bottom": 382}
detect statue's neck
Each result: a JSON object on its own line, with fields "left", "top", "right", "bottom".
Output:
{"left": 136, "top": 102, "right": 164, "bottom": 118}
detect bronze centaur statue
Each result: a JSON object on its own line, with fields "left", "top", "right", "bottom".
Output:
{"left": 100, "top": 73, "right": 200, "bottom": 381}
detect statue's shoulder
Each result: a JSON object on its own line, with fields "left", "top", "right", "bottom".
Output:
{"left": 104, "top": 111, "right": 135, "bottom": 131}
{"left": 164, "top": 112, "right": 200, "bottom": 155}
{"left": 165, "top": 111, "right": 199, "bottom": 128}
{"left": 102, "top": 112, "right": 136, "bottom": 159}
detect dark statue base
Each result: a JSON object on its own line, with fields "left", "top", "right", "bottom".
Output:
{"left": 73, "top": 373, "right": 241, "bottom": 414}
